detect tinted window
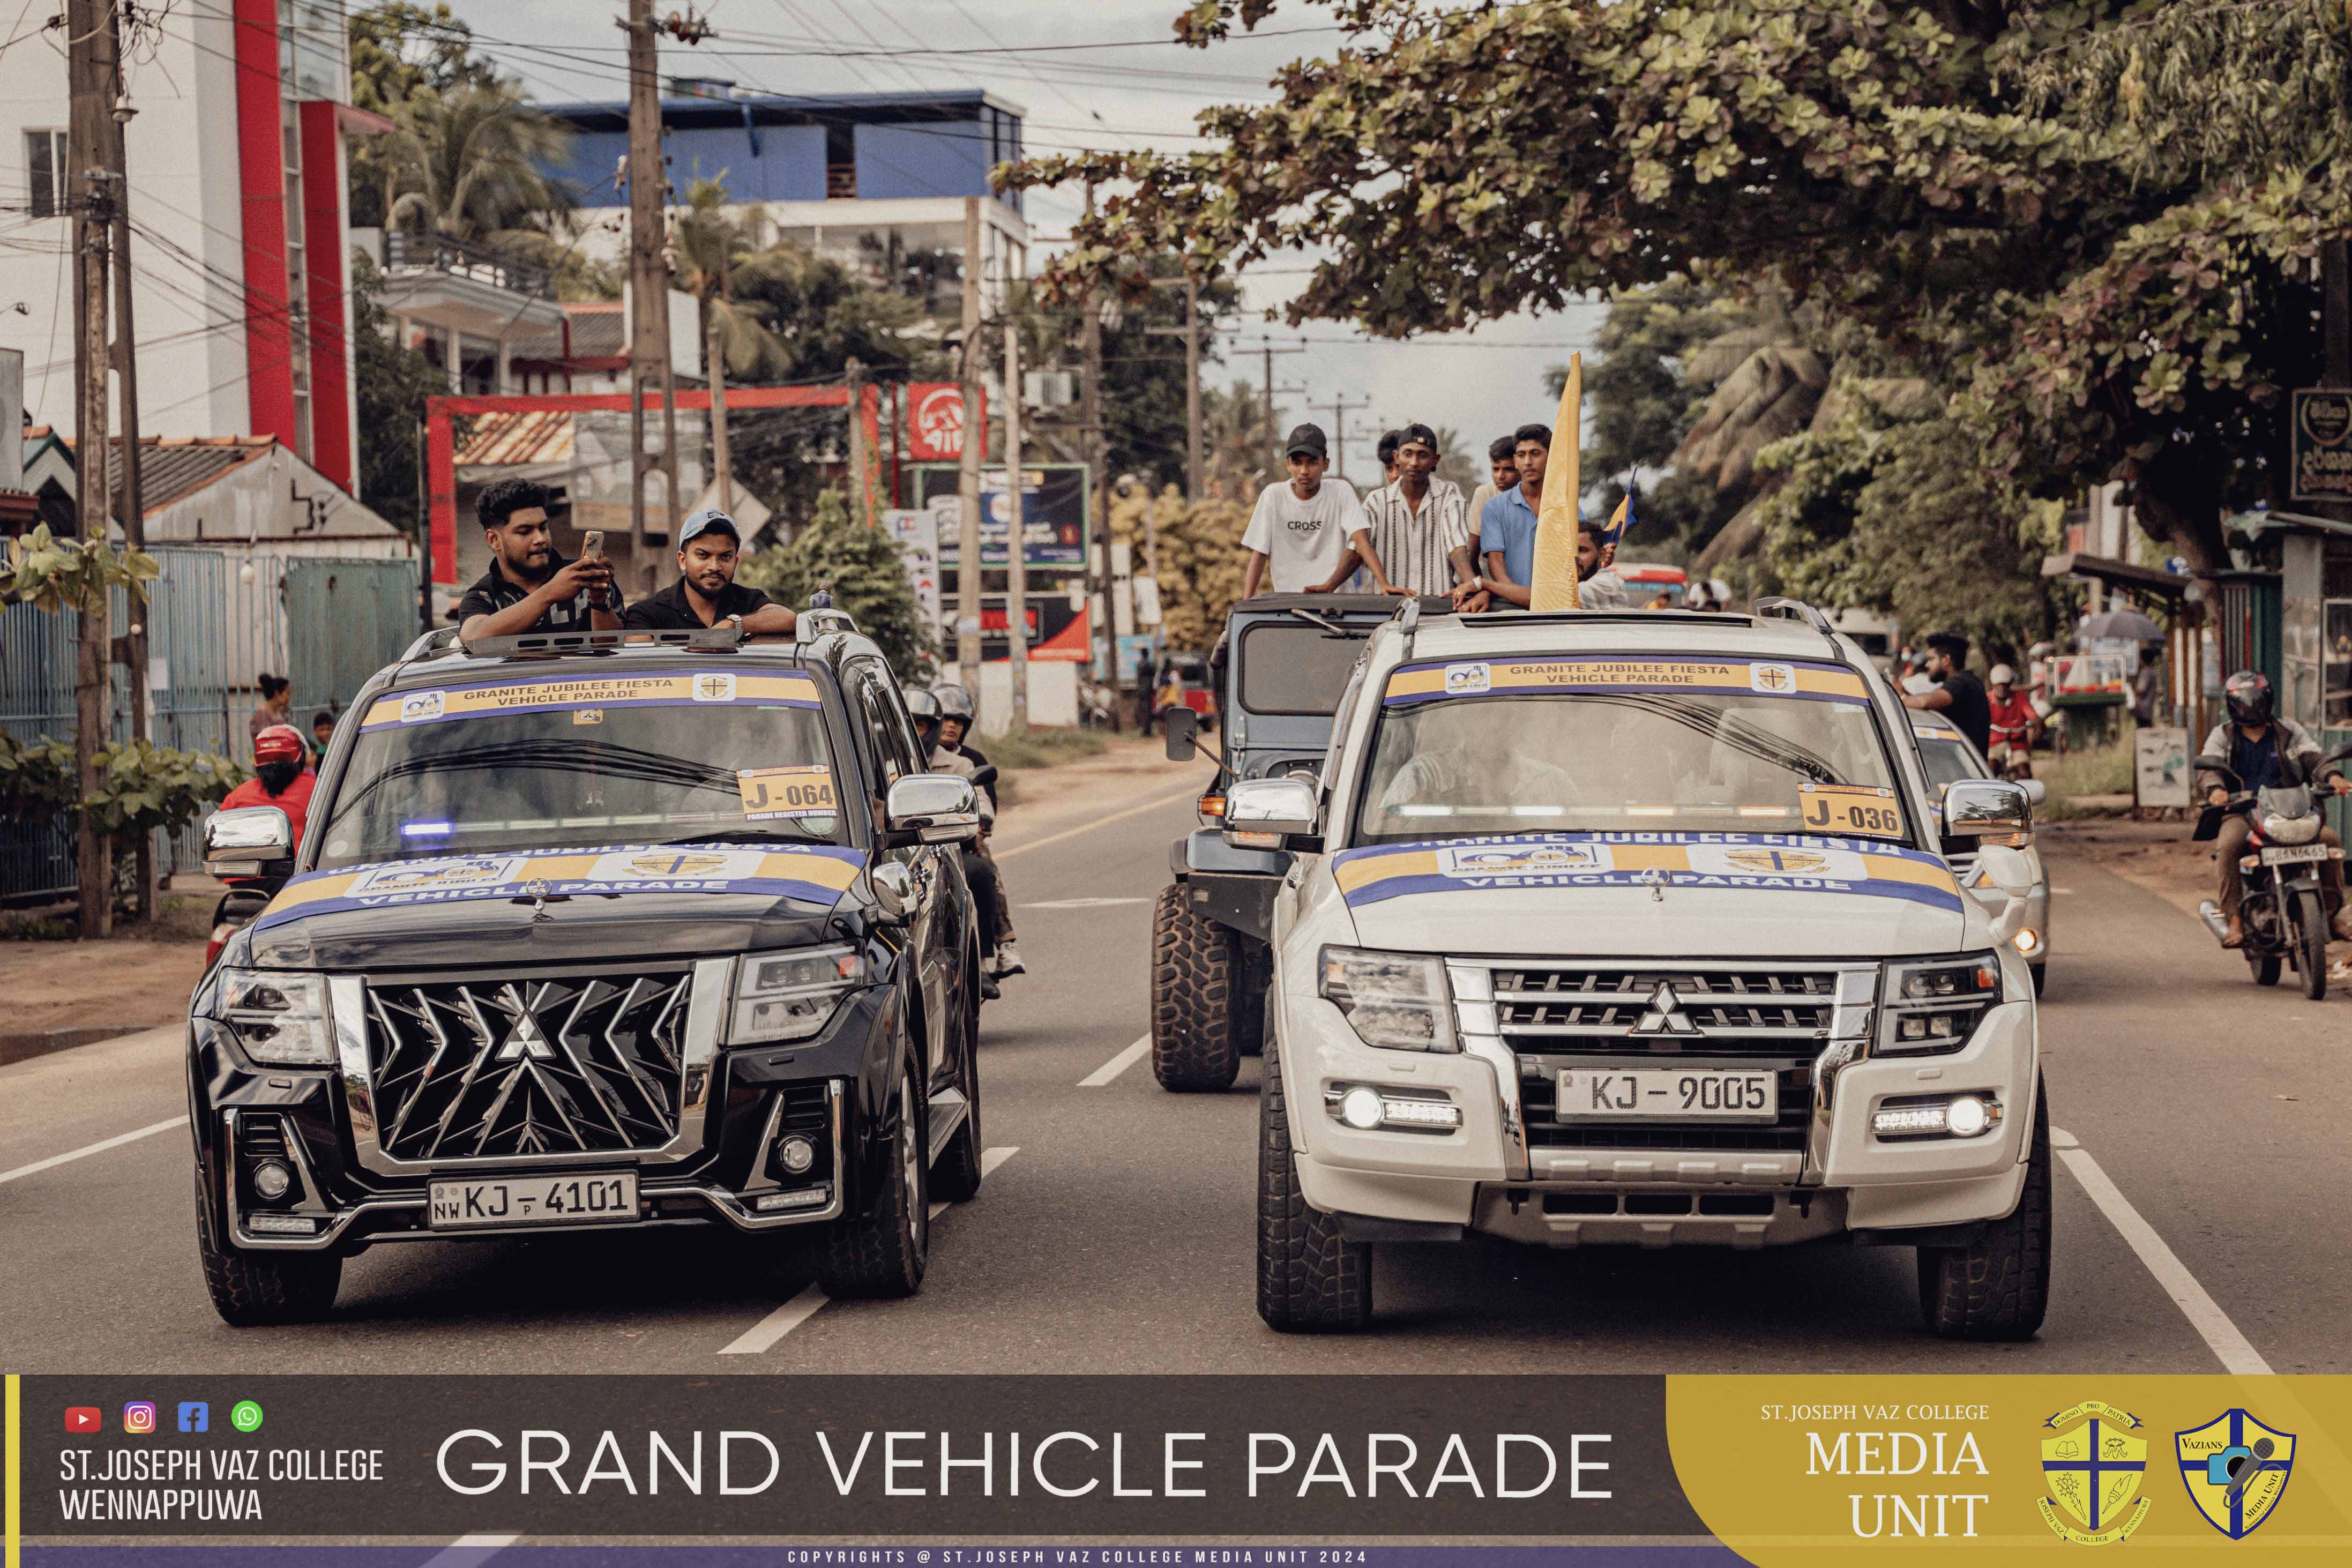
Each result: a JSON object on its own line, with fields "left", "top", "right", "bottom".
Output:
{"left": 1240, "top": 622, "right": 1370, "bottom": 715}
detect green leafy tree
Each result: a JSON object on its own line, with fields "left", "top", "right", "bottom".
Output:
{"left": 382, "top": 80, "right": 577, "bottom": 247}
{"left": 350, "top": 254, "right": 445, "bottom": 540}
{"left": 347, "top": 3, "right": 502, "bottom": 229}
{"left": 1108, "top": 477, "right": 1249, "bottom": 652}
{"left": 3, "top": 524, "right": 157, "bottom": 613}
{"left": 669, "top": 178, "right": 785, "bottom": 380}
{"left": 738, "top": 490, "right": 935, "bottom": 677}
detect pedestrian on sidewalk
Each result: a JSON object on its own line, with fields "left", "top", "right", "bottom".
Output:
{"left": 247, "top": 673, "right": 292, "bottom": 746}
{"left": 1329, "top": 424, "right": 1477, "bottom": 601}
{"left": 1239, "top": 424, "right": 1394, "bottom": 597}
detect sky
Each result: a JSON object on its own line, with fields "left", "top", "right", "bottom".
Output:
{"left": 465, "top": 0, "right": 1602, "bottom": 484}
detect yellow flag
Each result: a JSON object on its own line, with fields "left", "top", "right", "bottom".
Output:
{"left": 1527, "top": 352, "right": 1582, "bottom": 611}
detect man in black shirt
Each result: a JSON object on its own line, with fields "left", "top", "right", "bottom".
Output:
{"left": 455, "top": 477, "right": 621, "bottom": 638}
{"left": 1902, "top": 631, "right": 1993, "bottom": 755}
{"left": 620, "top": 509, "right": 798, "bottom": 636}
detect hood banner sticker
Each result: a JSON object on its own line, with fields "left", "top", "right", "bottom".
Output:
{"left": 1332, "top": 832, "right": 1964, "bottom": 913}
{"left": 253, "top": 842, "right": 867, "bottom": 930}
{"left": 1383, "top": 655, "right": 1871, "bottom": 707}
{"left": 361, "top": 669, "right": 822, "bottom": 731}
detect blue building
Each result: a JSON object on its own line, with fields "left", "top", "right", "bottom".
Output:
{"left": 540, "top": 85, "right": 1029, "bottom": 306}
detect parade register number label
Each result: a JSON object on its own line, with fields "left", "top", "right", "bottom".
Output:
{"left": 1797, "top": 783, "right": 1903, "bottom": 838}
{"left": 737, "top": 763, "right": 838, "bottom": 820}
{"left": 428, "top": 1173, "right": 636, "bottom": 1230}
{"left": 1558, "top": 1066, "right": 1778, "bottom": 1121}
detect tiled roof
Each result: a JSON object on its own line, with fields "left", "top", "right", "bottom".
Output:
{"left": 454, "top": 410, "right": 575, "bottom": 466}
{"left": 41, "top": 433, "right": 280, "bottom": 514}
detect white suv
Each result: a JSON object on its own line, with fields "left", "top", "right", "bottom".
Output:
{"left": 1226, "top": 600, "right": 2049, "bottom": 1338}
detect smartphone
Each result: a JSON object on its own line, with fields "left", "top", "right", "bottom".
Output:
{"left": 581, "top": 529, "right": 605, "bottom": 559}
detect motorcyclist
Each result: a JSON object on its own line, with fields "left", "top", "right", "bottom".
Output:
{"left": 2197, "top": 670, "right": 2351, "bottom": 947}
{"left": 1984, "top": 664, "right": 2040, "bottom": 780}
{"left": 909, "top": 689, "right": 1015, "bottom": 996}
{"left": 931, "top": 685, "right": 1021, "bottom": 980}
{"left": 215, "top": 725, "right": 317, "bottom": 848}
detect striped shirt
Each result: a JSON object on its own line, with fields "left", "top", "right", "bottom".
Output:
{"left": 1361, "top": 477, "right": 1469, "bottom": 595}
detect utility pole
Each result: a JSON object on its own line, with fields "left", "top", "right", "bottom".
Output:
{"left": 106, "top": 0, "right": 152, "bottom": 923}
{"left": 1144, "top": 276, "right": 1205, "bottom": 498}
{"left": 1323, "top": 392, "right": 1368, "bottom": 483}
{"left": 956, "top": 197, "right": 984, "bottom": 693}
{"left": 622, "top": 0, "right": 679, "bottom": 590}
{"left": 1256, "top": 338, "right": 1305, "bottom": 446}
{"left": 845, "top": 357, "right": 867, "bottom": 525}
{"left": 67, "top": 0, "right": 115, "bottom": 939}
{"left": 1002, "top": 302, "right": 1028, "bottom": 730}
{"left": 1080, "top": 185, "right": 1117, "bottom": 724}
{"left": 707, "top": 251, "right": 731, "bottom": 512}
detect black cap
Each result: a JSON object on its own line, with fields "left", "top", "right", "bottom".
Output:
{"left": 1399, "top": 422, "right": 1439, "bottom": 453}
{"left": 1284, "top": 423, "right": 1327, "bottom": 460}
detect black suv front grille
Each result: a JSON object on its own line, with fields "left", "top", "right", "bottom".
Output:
{"left": 363, "top": 972, "right": 693, "bottom": 1161}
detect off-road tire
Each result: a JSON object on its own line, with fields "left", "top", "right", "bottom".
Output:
{"left": 930, "top": 958, "right": 985, "bottom": 1203}
{"left": 1151, "top": 883, "right": 1242, "bottom": 1092}
{"left": 1918, "top": 1080, "right": 2051, "bottom": 1341}
{"left": 819, "top": 1063, "right": 929, "bottom": 1298}
{"left": 1256, "top": 1037, "right": 1372, "bottom": 1332}
{"left": 2252, "top": 951, "right": 2282, "bottom": 986}
{"left": 1233, "top": 937, "right": 1272, "bottom": 1057}
{"left": 194, "top": 1165, "right": 340, "bottom": 1326}
{"left": 2295, "top": 889, "right": 2328, "bottom": 1001}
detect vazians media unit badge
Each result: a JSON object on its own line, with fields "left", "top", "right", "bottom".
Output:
{"left": 2036, "top": 1399, "right": 2151, "bottom": 1545}
{"left": 2176, "top": 1409, "right": 2295, "bottom": 1539}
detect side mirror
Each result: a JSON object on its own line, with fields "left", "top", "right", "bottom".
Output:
{"left": 205, "top": 805, "right": 294, "bottom": 877}
{"left": 2018, "top": 778, "right": 2047, "bottom": 807}
{"left": 1222, "top": 776, "right": 1318, "bottom": 847}
{"left": 886, "top": 774, "right": 979, "bottom": 846}
{"left": 1943, "top": 778, "right": 2032, "bottom": 847}
{"left": 2193, "top": 753, "right": 2230, "bottom": 773}
{"left": 966, "top": 763, "right": 999, "bottom": 792}
{"left": 868, "top": 859, "right": 914, "bottom": 923}
{"left": 1163, "top": 707, "right": 1198, "bottom": 761}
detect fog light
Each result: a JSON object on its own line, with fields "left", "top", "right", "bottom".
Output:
{"left": 1338, "top": 1086, "right": 1385, "bottom": 1130}
{"left": 1873, "top": 1103, "right": 1950, "bottom": 1137}
{"left": 1379, "top": 1097, "right": 1463, "bottom": 1129}
{"left": 245, "top": 1213, "right": 317, "bottom": 1236}
{"left": 1873, "top": 1095, "right": 2002, "bottom": 1140}
{"left": 1945, "top": 1095, "right": 1991, "bottom": 1138}
{"left": 251, "top": 1161, "right": 293, "bottom": 1200}
{"left": 777, "top": 1136, "right": 816, "bottom": 1174}
{"left": 2013, "top": 928, "right": 2041, "bottom": 954}
{"left": 752, "top": 1186, "right": 831, "bottom": 1213}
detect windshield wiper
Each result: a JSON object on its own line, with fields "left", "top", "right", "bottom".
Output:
{"left": 658, "top": 826, "right": 832, "bottom": 847}
{"left": 1289, "top": 607, "right": 1367, "bottom": 639}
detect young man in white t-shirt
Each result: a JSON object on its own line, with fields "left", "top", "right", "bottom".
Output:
{"left": 1239, "top": 423, "right": 1397, "bottom": 596}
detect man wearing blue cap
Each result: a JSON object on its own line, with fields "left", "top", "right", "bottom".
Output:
{"left": 622, "top": 507, "right": 798, "bottom": 636}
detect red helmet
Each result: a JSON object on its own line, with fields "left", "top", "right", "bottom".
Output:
{"left": 253, "top": 724, "right": 307, "bottom": 763}
{"left": 2223, "top": 669, "right": 2273, "bottom": 728}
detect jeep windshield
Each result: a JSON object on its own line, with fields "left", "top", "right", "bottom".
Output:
{"left": 1239, "top": 619, "right": 1369, "bottom": 715}
{"left": 1354, "top": 655, "right": 1908, "bottom": 843}
{"left": 313, "top": 666, "right": 846, "bottom": 870}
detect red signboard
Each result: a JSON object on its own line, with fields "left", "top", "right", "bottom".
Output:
{"left": 908, "top": 383, "right": 984, "bottom": 462}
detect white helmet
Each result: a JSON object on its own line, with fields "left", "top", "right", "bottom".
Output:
{"left": 1988, "top": 663, "right": 2016, "bottom": 685}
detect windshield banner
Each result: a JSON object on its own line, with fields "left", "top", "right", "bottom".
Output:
{"left": 358, "top": 669, "right": 823, "bottom": 730}
{"left": 253, "top": 843, "right": 867, "bottom": 930}
{"left": 1383, "top": 656, "right": 1871, "bottom": 707}
{"left": 1332, "top": 833, "right": 1963, "bottom": 912}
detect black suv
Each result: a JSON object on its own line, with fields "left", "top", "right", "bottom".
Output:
{"left": 188, "top": 619, "right": 987, "bottom": 1324}
{"left": 1153, "top": 594, "right": 1450, "bottom": 1091}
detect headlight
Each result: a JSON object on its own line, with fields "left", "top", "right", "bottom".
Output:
{"left": 1877, "top": 952, "right": 2002, "bottom": 1056}
{"left": 731, "top": 944, "right": 864, "bottom": 1044}
{"left": 216, "top": 969, "right": 334, "bottom": 1065}
{"left": 1318, "top": 945, "right": 1457, "bottom": 1053}
{"left": 2260, "top": 810, "right": 2321, "bottom": 845}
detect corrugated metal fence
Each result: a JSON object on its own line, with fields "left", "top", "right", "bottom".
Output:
{"left": 0, "top": 548, "right": 421, "bottom": 904}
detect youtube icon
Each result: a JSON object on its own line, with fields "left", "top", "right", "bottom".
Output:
{"left": 64, "top": 1406, "right": 101, "bottom": 1434}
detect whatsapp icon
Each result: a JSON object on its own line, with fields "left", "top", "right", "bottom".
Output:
{"left": 228, "top": 1400, "right": 263, "bottom": 1433}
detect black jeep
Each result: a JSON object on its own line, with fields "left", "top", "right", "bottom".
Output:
{"left": 188, "top": 619, "right": 987, "bottom": 1324}
{"left": 1152, "top": 595, "right": 1450, "bottom": 1090}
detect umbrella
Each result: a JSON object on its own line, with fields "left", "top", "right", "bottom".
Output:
{"left": 2081, "top": 607, "right": 2164, "bottom": 643}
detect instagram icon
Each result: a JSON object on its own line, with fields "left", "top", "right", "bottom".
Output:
{"left": 123, "top": 1402, "right": 157, "bottom": 1433}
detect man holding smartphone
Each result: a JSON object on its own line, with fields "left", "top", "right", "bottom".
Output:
{"left": 456, "top": 477, "right": 622, "bottom": 637}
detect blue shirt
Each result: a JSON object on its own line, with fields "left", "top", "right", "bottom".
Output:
{"left": 1480, "top": 485, "right": 1542, "bottom": 586}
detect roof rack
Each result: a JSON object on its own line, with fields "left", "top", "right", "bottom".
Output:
{"left": 1752, "top": 596, "right": 1836, "bottom": 638}
{"left": 457, "top": 626, "right": 746, "bottom": 659}
{"left": 400, "top": 626, "right": 462, "bottom": 661}
{"left": 1392, "top": 594, "right": 1424, "bottom": 661}
{"left": 798, "top": 588, "right": 860, "bottom": 640}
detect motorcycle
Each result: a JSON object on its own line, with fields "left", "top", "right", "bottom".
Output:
{"left": 2192, "top": 744, "right": 2352, "bottom": 1000}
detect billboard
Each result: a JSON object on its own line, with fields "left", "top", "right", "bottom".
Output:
{"left": 906, "top": 383, "right": 985, "bottom": 462}
{"left": 912, "top": 463, "right": 1088, "bottom": 569}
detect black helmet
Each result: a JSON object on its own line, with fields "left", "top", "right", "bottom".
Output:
{"left": 934, "top": 685, "right": 976, "bottom": 722}
{"left": 2223, "top": 669, "right": 2273, "bottom": 727}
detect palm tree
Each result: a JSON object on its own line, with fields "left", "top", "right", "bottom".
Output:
{"left": 668, "top": 180, "right": 786, "bottom": 513}
{"left": 383, "top": 80, "right": 575, "bottom": 247}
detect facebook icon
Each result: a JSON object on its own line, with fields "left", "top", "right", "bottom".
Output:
{"left": 177, "top": 1402, "right": 208, "bottom": 1433}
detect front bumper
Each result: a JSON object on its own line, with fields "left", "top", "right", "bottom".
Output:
{"left": 188, "top": 980, "right": 899, "bottom": 1255}
{"left": 1278, "top": 983, "right": 2036, "bottom": 1248}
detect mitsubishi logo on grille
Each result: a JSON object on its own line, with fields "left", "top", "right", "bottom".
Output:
{"left": 1628, "top": 981, "right": 1703, "bottom": 1037}
{"left": 495, "top": 1011, "right": 558, "bottom": 1062}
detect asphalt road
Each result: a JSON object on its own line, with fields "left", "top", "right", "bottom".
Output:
{"left": 3, "top": 775, "right": 2347, "bottom": 1382}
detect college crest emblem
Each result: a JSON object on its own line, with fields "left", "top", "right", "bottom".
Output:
{"left": 1749, "top": 662, "right": 1797, "bottom": 694}
{"left": 2037, "top": 1400, "right": 2151, "bottom": 1545}
{"left": 626, "top": 852, "right": 729, "bottom": 878}
{"left": 2175, "top": 1410, "right": 2294, "bottom": 1539}
{"left": 1722, "top": 848, "right": 1828, "bottom": 875}
{"left": 692, "top": 672, "right": 738, "bottom": 703}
